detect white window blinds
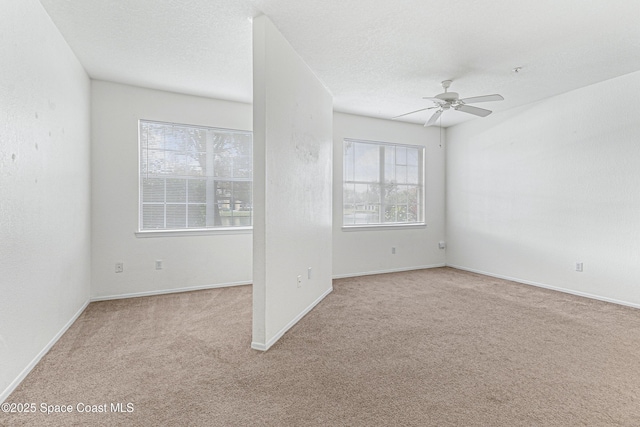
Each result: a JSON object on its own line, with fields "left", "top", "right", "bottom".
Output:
{"left": 139, "top": 120, "right": 252, "bottom": 231}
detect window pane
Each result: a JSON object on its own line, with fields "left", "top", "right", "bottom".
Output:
{"left": 354, "top": 143, "right": 379, "bottom": 182}
{"left": 188, "top": 128, "right": 207, "bottom": 152}
{"left": 143, "top": 149, "right": 165, "bottom": 175}
{"left": 384, "top": 205, "right": 397, "bottom": 223}
{"left": 186, "top": 152, "right": 205, "bottom": 176}
{"left": 214, "top": 153, "right": 232, "bottom": 178}
{"left": 166, "top": 179, "right": 186, "bottom": 203}
{"left": 396, "top": 146, "right": 407, "bottom": 165}
{"left": 216, "top": 179, "right": 234, "bottom": 225}
{"left": 343, "top": 204, "right": 355, "bottom": 225}
{"left": 407, "top": 186, "right": 421, "bottom": 222}
{"left": 232, "top": 182, "right": 252, "bottom": 226}
{"left": 407, "top": 186, "right": 419, "bottom": 205}
{"left": 407, "top": 147, "right": 419, "bottom": 166}
{"left": 217, "top": 203, "right": 233, "bottom": 226}
{"left": 216, "top": 181, "right": 232, "bottom": 199}
{"left": 355, "top": 204, "right": 379, "bottom": 224}
{"left": 396, "top": 165, "right": 407, "bottom": 184}
{"left": 188, "top": 179, "right": 206, "bottom": 203}
{"left": 397, "top": 205, "right": 408, "bottom": 222}
{"left": 142, "top": 204, "right": 164, "bottom": 229}
{"left": 367, "top": 204, "right": 380, "bottom": 224}
{"left": 144, "top": 123, "right": 165, "bottom": 150}
{"left": 236, "top": 134, "right": 253, "bottom": 155}
{"left": 166, "top": 205, "right": 186, "bottom": 228}
{"left": 234, "top": 181, "right": 250, "bottom": 200}
{"left": 165, "top": 153, "right": 187, "bottom": 176}
{"left": 165, "top": 127, "right": 186, "bottom": 152}
{"left": 212, "top": 132, "right": 253, "bottom": 179}
{"left": 384, "top": 183, "right": 399, "bottom": 205}
{"left": 396, "top": 185, "right": 409, "bottom": 205}
{"left": 217, "top": 133, "right": 236, "bottom": 153}
{"left": 407, "top": 204, "right": 418, "bottom": 222}
{"left": 354, "top": 183, "right": 367, "bottom": 205}
{"left": 234, "top": 155, "right": 252, "bottom": 178}
{"left": 344, "top": 141, "right": 355, "bottom": 182}
{"left": 142, "top": 178, "right": 164, "bottom": 202}
{"left": 187, "top": 204, "right": 206, "bottom": 228}
{"left": 407, "top": 166, "right": 419, "bottom": 184}
{"left": 384, "top": 147, "right": 396, "bottom": 183}
{"left": 343, "top": 183, "right": 355, "bottom": 204}
{"left": 367, "top": 184, "right": 381, "bottom": 205}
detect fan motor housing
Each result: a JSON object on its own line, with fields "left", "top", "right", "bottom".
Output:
{"left": 436, "top": 92, "right": 459, "bottom": 102}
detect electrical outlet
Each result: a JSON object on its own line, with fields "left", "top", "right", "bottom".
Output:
{"left": 115, "top": 262, "right": 124, "bottom": 273}
{"left": 391, "top": 247, "right": 396, "bottom": 254}
{"left": 576, "top": 262, "right": 583, "bottom": 272}
{"left": 439, "top": 241, "right": 446, "bottom": 250}
{"left": 155, "top": 260, "right": 163, "bottom": 270}
{"left": 297, "top": 275, "right": 302, "bottom": 288}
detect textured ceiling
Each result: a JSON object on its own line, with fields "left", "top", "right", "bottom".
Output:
{"left": 39, "top": 0, "right": 640, "bottom": 127}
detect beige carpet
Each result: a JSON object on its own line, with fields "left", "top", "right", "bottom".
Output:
{"left": 3, "top": 267, "right": 640, "bottom": 426}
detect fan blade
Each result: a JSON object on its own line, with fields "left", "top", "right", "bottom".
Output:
{"left": 422, "top": 97, "right": 447, "bottom": 105}
{"left": 392, "top": 106, "right": 437, "bottom": 120}
{"left": 459, "top": 94, "right": 504, "bottom": 104}
{"left": 456, "top": 104, "right": 492, "bottom": 117}
{"left": 425, "top": 109, "right": 443, "bottom": 127}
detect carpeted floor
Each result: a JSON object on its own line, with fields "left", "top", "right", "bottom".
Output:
{"left": 2, "top": 267, "right": 640, "bottom": 426}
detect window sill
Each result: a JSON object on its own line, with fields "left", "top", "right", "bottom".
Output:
{"left": 341, "top": 223, "right": 427, "bottom": 232}
{"left": 135, "top": 227, "right": 252, "bottom": 238}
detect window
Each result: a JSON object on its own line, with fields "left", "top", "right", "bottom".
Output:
{"left": 139, "top": 120, "right": 252, "bottom": 231}
{"left": 343, "top": 139, "right": 424, "bottom": 227}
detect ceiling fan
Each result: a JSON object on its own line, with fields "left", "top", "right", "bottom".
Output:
{"left": 393, "top": 80, "right": 504, "bottom": 126}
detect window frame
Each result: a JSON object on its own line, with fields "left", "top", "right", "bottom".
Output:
{"left": 136, "top": 119, "right": 253, "bottom": 237}
{"left": 342, "top": 138, "right": 426, "bottom": 230}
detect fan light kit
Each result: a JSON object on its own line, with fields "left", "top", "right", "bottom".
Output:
{"left": 393, "top": 80, "right": 504, "bottom": 127}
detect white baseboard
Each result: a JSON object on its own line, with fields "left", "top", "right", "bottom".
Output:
{"left": 332, "top": 263, "right": 446, "bottom": 280}
{"left": 250, "top": 341, "right": 267, "bottom": 351}
{"left": 251, "top": 286, "right": 333, "bottom": 352}
{"left": 91, "top": 280, "right": 252, "bottom": 302}
{"left": 1, "top": 299, "right": 90, "bottom": 404}
{"left": 448, "top": 264, "right": 640, "bottom": 310}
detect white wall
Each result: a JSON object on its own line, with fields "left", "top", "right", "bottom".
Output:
{"left": 447, "top": 70, "right": 640, "bottom": 307}
{"left": 252, "top": 16, "right": 333, "bottom": 350}
{"left": 332, "top": 113, "right": 446, "bottom": 278}
{"left": 91, "top": 81, "right": 253, "bottom": 299}
{"left": 0, "top": 0, "right": 91, "bottom": 401}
